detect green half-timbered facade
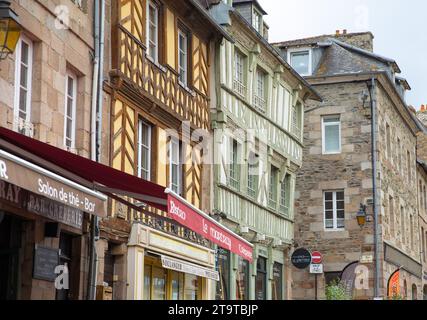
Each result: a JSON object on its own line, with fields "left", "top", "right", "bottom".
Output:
{"left": 208, "top": 0, "right": 320, "bottom": 300}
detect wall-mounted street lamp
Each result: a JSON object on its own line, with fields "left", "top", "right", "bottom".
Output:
{"left": 356, "top": 203, "right": 370, "bottom": 228}
{"left": 0, "top": 0, "right": 22, "bottom": 60}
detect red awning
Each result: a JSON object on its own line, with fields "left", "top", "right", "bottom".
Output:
{"left": 0, "top": 127, "right": 167, "bottom": 211}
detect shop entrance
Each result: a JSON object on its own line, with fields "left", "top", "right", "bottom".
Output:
{"left": 143, "top": 256, "right": 201, "bottom": 300}
{"left": 0, "top": 213, "right": 23, "bottom": 300}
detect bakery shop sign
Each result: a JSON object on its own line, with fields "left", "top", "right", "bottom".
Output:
{"left": 0, "top": 150, "right": 107, "bottom": 219}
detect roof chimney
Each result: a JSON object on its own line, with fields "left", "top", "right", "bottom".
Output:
{"left": 422, "top": 104, "right": 426, "bottom": 112}
{"left": 343, "top": 29, "right": 347, "bottom": 35}
{"left": 336, "top": 30, "right": 340, "bottom": 36}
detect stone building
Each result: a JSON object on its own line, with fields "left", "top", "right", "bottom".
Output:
{"left": 206, "top": 0, "right": 320, "bottom": 300}
{"left": 273, "top": 31, "right": 425, "bottom": 299}
{"left": 0, "top": 0, "right": 109, "bottom": 300}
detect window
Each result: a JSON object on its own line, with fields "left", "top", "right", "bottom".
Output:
{"left": 236, "top": 257, "right": 249, "bottom": 300}
{"left": 268, "top": 165, "right": 279, "bottom": 209}
{"left": 252, "top": 10, "right": 262, "bottom": 33}
{"left": 169, "top": 138, "right": 181, "bottom": 195}
{"left": 14, "top": 36, "right": 33, "bottom": 129}
{"left": 272, "top": 262, "right": 283, "bottom": 300}
{"left": 233, "top": 50, "right": 246, "bottom": 97}
{"left": 280, "top": 174, "right": 291, "bottom": 216}
{"left": 64, "top": 72, "right": 77, "bottom": 149}
{"left": 229, "top": 139, "right": 240, "bottom": 190}
{"left": 147, "top": 1, "right": 159, "bottom": 62}
{"left": 401, "top": 205, "right": 405, "bottom": 244}
{"left": 255, "top": 257, "right": 267, "bottom": 300}
{"left": 412, "top": 284, "right": 418, "bottom": 301}
{"left": 247, "top": 152, "right": 259, "bottom": 199}
{"left": 419, "top": 181, "right": 424, "bottom": 210}
{"left": 407, "top": 151, "right": 411, "bottom": 183}
{"left": 138, "top": 119, "right": 152, "bottom": 180}
{"left": 289, "top": 50, "right": 311, "bottom": 76}
{"left": 324, "top": 190, "right": 345, "bottom": 230}
{"left": 291, "top": 103, "right": 302, "bottom": 138}
{"left": 215, "top": 248, "right": 230, "bottom": 300}
{"left": 322, "top": 116, "right": 341, "bottom": 154}
{"left": 424, "top": 185, "right": 427, "bottom": 212}
{"left": 397, "top": 137, "right": 401, "bottom": 172}
{"left": 410, "top": 214, "right": 414, "bottom": 249}
{"left": 254, "top": 68, "right": 266, "bottom": 112}
{"left": 389, "top": 196, "right": 395, "bottom": 238}
{"left": 386, "top": 122, "right": 391, "bottom": 160}
{"left": 422, "top": 227, "right": 425, "bottom": 262}
{"left": 178, "top": 29, "right": 188, "bottom": 85}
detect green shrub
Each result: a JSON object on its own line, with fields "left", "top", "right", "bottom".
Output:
{"left": 325, "top": 280, "right": 352, "bottom": 300}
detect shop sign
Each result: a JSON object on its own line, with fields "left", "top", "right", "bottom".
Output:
{"left": 0, "top": 180, "right": 83, "bottom": 229}
{"left": 167, "top": 192, "right": 253, "bottom": 262}
{"left": 291, "top": 248, "right": 311, "bottom": 269}
{"left": 310, "top": 263, "right": 323, "bottom": 274}
{"left": 0, "top": 151, "right": 106, "bottom": 217}
{"left": 161, "top": 255, "right": 219, "bottom": 281}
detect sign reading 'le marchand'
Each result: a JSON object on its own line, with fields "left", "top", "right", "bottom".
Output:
{"left": 167, "top": 192, "right": 253, "bottom": 262}
{"left": 0, "top": 152, "right": 106, "bottom": 217}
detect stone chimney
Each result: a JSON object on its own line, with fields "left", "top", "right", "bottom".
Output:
{"left": 334, "top": 30, "right": 374, "bottom": 52}
{"left": 417, "top": 105, "right": 427, "bottom": 163}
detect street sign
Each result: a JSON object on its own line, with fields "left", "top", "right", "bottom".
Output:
{"left": 311, "top": 251, "right": 322, "bottom": 264}
{"left": 310, "top": 264, "right": 323, "bottom": 274}
{"left": 291, "top": 248, "right": 312, "bottom": 269}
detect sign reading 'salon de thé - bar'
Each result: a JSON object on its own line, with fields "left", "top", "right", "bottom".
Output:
{"left": 166, "top": 190, "right": 253, "bottom": 263}
{"left": 0, "top": 149, "right": 107, "bottom": 217}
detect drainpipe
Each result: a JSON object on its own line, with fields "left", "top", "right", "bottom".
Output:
{"left": 87, "top": 0, "right": 102, "bottom": 301}
{"left": 369, "top": 77, "right": 380, "bottom": 299}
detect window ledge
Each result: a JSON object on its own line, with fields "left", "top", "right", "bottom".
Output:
{"left": 146, "top": 55, "right": 167, "bottom": 73}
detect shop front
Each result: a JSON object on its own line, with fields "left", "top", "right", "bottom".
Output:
{"left": 0, "top": 148, "right": 107, "bottom": 300}
{"left": 127, "top": 223, "right": 218, "bottom": 300}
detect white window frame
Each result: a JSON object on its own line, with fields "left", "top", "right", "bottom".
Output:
{"left": 287, "top": 48, "right": 312, "bottom": 76}
{"left": 178, "top": 29, "right": 188, "bottom": 86}
{"left": 13, "top": 35, "right": 33, "bottom": 126}
{"left": 323, "top": 190, "right": 345, "bottom": 231}
{"left": 63, "top": 71, "right": 78, "bottom": 149}
{"left": 322, "top": 115, "right": 342, "bottom": 155}
{"left": 252, "top": 8, "right": 262, "bottom": 34}
{"left": 169, "top": 138, "right": 181, "bottom": 195}
{"left": 137, "top": 119, "right": 152, "bottom": 180}
{"left": 146, "top": 1, "right": 159, "bottom": 63}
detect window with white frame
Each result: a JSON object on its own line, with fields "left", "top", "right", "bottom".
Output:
{"left": 280, "top": 174, "right": 291, "bottom": 215}
{"left": 64, "top": 72, "right": 77, "bottom": 149}
{"left": 233, "top": 50, "right": 246, "bottom": 97}
{"left": 137, "top": 119, "right": 152, "bottom": 180}
{"left": 229, "top": 139, "right": 240, "bottom": 190}
{"left": 169, "top": 138, "right": 182, "bottom": 195}
{"left": 247, "top": 151, "right": 259, "bottom": 199}
{"left": 291, "top": 103, "right": 302, "bottom": 138}
{"left": 322, "top": 115, "right": 341, "bottom": 154}
{"left": 268, "top": 165, "right": 279, "bottom": 209}
{"left": 386, "top": 122, "right": 391, "bottom": 160}
{"left": 252, "top": 10, "right": 262, "bottom": 34}
{"left": 178, "top": 29, "right": 188, "bottom": 85}
{"left": 147, "top": 1, "right": 159, "bottom": 62}
{"left": 14, "top": 35, "right": 33, "bottom": 127}
{"left": 289, "top": 50, "right": 311, "bottom": 76}
{"left": 324, "top": 190, "right": 345, "bottom": 230}
{"left": 254, "top": 68, "right": 266, "bottom": 112}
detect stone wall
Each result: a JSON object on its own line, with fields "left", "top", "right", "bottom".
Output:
{"left": 334, "top": 32, "right": 374, "bottom": 52}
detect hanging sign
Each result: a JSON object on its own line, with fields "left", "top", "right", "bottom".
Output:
{"left": 291, "top": 248, "right": 312, "bottom": 269}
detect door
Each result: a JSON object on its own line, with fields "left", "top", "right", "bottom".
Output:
{"left": 0, "top": 213, "right": 23, "bottom": 300}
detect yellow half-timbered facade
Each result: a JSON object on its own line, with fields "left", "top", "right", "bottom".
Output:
{"left": 99, "top": 0, "right": 227, "bottom": 300}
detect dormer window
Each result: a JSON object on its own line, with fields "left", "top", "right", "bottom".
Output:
{"left": 288, "top": 49, "right": 312, "bottom": 76}
{"left": 252, "top": 10, "right": 262, "bottom": 34}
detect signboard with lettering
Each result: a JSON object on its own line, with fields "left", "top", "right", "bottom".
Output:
{"left": 167, "top": 191, "right": 253, "bottom": 262}
{"left": 161, "top": 255, "right": 219, "bottom": 281}
{"left": 291, "top": 248, "right": 311, "bottom": 269}
{"left": 310, "top": 263, "right": 323, "bottom": 274}
{"left": 33, "top": 246, "right": 59, "bottom": 282}
{"left": 0, "top": 180, "right": 83, "bottom": 229}
{"left": 0, "top": 150, "right": 106, "bottom": 217}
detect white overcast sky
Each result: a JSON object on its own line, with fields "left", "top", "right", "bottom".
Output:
{"left": 260, "top": 0, "right": 427, "bottom": 109}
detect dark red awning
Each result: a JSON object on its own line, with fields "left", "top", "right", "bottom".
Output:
{"left": 0, "top": 127, "right": 167, "bottom": 211}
